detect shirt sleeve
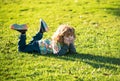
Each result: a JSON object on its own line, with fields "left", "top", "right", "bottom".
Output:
{"left": 51, "top": 41, "right": 60, "bottom": 54}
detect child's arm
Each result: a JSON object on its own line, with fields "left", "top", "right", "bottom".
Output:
{"left": 69, "top": 43, "right": 76, "bottom": 54}
{"left": 51, "top": 41, "right": 59, "bottom": 54}
{"left": 57, "top": 44, "right": 69, "bottom": 56}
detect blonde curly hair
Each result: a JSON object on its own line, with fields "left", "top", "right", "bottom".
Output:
{"left": 52, "top": 24, "right": 75, "bottom": 44}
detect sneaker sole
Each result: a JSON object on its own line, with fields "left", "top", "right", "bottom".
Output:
{"left": 11, "top": 25, "right": 28, "bottom": 31}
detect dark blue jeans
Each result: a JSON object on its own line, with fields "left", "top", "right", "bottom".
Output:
{"left": 18, "top": 32, "right": 43, "bottom": 53}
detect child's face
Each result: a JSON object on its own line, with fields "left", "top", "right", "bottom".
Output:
{"left": 64, "top": 35, "right": 74, "bottom": 44}
{"left": 64, "top": 35, "right": 74, "bottom": 40}
{"left": 63, "top": 28, "right": 75, "bottom": 43}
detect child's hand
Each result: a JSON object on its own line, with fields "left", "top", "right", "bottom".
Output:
{"left": 64, "top": 37, "right": 70, "bottom": 46}
{"left": 69, "top": 36, "right": 74, "bottom": 44}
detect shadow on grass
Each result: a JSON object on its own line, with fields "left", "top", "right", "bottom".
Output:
{"left": 102, "top": 7, "right": 120, "bottom": 16}
{"left": 33, "top": 53, "right": 120, "bottom": 70}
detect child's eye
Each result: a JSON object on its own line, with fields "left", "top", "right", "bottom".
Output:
{"left": 69, "top": 34, "right": 72, "bottom": 37}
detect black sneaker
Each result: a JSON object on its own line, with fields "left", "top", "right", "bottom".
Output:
{"left": 10, "top": 24, "right": 28, "bottom": 34}
{"left": 40, "top": 19, "right": 48, "bottom": 33}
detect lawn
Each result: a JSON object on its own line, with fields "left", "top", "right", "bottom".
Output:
{"left": 0, "top": 0, "right": 120, "bottom": 81}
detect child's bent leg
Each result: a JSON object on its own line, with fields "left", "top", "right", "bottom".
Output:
{"left": 29, "top": 32, "right": 43, "bottom": 44}
{"left": 18, "top": 34, "right": 40, "bottom": 53}
{"left": 18, "top": 34, "right": 27, "bottom": 52}
{"left": 29, "top": 18, "right": 48, "bottom": 44}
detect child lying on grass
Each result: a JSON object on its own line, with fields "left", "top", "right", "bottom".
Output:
{"left": 10, "top": 19, "right": 76, "bottom": 56}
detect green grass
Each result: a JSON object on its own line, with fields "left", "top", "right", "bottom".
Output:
{"left": 0, "top": 0, "right": 120, "bottom": 81}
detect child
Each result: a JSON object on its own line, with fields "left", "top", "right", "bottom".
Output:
{"left": 10, "top": 19, "right": 76, "bottom": 56}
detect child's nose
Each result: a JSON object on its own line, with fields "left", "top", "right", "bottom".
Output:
{"left": 69, "top": 36, "right": 73, "bottom": 38}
